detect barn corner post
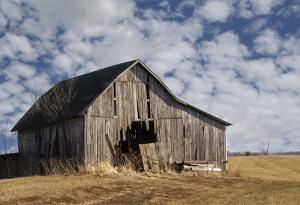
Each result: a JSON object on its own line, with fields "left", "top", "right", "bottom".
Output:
{"left": 222, "top": 123, "right": 231, "bottom": 171}
{"left": 83, "top": 109, "right": 90, "bottom": 166}
{"left": 225, "top": 129, "right": 228, "bottom": 171}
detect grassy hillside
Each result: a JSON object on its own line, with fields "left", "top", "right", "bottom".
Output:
{"left": 0, "top": 155, "right": 299, "bottom": 205}
{"left": 229, "top": 155, "right": 300, "bottom": 181}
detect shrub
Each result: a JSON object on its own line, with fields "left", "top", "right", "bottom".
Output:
{"left": 245, "top": 151, "right": 251, "bottom": 156}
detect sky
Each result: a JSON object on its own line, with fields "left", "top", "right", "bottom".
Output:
{"left": 0, "top": 0, "right": 300, "bottom": 153}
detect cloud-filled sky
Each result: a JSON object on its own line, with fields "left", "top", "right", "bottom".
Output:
{"left": 0, "top": 0, "right": 300, "bottom": 153}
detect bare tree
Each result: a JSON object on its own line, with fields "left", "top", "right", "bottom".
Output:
{"left": 1, "top": 120, "right": 10, "bottom": 176}
{"left": 259, "top": 135, "right": 272, "bottom": 155}
{"left": 2, "top": 120, "right": 9, "bottom": 155}
{"left": 26, "top": 79, "right": 77, "bottom": 160}
{"left": 43, "top": 80, "right": 75, "bottom": 121}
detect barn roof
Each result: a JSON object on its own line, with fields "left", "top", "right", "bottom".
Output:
{"left": 12, "top": 59, "right": 231, "bottom": 131}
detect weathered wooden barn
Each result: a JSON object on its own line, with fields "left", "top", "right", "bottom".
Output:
{"left": 9, "top": 59, "right": 231, "bottom": 175}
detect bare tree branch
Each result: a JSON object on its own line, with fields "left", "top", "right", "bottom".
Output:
{"left": 259, "top": 135, "right": 272, "bottom": 155}
{"left": 38, "top": 79, "right": 77, "bottom": 122}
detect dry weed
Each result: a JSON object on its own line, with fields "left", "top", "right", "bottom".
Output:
{"left": 40, "top": 159, "right": 80, "bottom": 176}
{"left": 85, "top": 163, "right": 119, "bottom": 176}
{"left": 224, "top": 169, "right": 241, "bottom": 177}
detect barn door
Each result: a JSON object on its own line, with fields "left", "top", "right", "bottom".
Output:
{"left": 139, "top": 142, "right": 159, "bottom": 172}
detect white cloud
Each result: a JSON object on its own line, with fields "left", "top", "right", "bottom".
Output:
{"left": 0, "top": 33, "right": 36, "bottom": 61}
{"left": 75, "top": 60, "right": 99, "bottom": 76}
{"left": 53, "top": 54, "right": 73, "bottom": 75}
{"left": 163, "top": 77, "right": 185, "bottom": 95}
{"left": 24, "top": 72, "right": 51, "bottom": 93}
{"left": 239, "top": 58, "right": 279, "bottom": 90}
{"left": 199, "top": 31, "right": 249, "bottom": 68}
{"left": 26, "top": 0, "right": 136, "bottom": 37}
{"left": 237, "top": 0, "right": 284, "bottom": 18}
{"left": 274, "top": 72, "right": 300, "bottom": 92}
{"left": 0, "top": 103, "right": 15, "bottom": 115}
{"left": 177, "top": 1, "right": 196, "bottom": 13}
{"left": 0, "top": 80, "right": 26, "bottom": 116}
{"left": 0, "top": 12, "right": 7, "bottom": 31}
{"left": 0, "top": 89, "right": 10, "bottom": 100}
{"left": 159, "top": 1, "right": 169, "bottom": 8}
{"left": 254, "top": 29, "right": 281, "bottom": 55}
{"left": 0, "top": 0, "right": 22, "bottom": 22}
{"left": 281, "top": 36, "right": 300, "bottom": 55}
{"left": 63, "top": 39, "right": 93, "bottom": 65}
{"left": 244, "top": 18, "right": 268, "bottom": 33}
{"left": 4, "top": 62, "right": 36, "bottom": 81}
{"left": 0, "top": 81, "right": 25, "bottom": 95}
{"left": 277, "top": 55, "right": 300, "bottom": 73}
{"left": 5, "top": 33, "right": 34, "bottom": 54}
{"left": 250, "top": 0, "right": 284, "bottom": 15}
{"left": 277, "top": 2, "right": 300, "bottom": 17}
{"left": 89, "top": 17, "right": 202, "bottom": 76}
{"left": 199, "top": 1, "right": 232, "bottom": 22}
{"left": 20, "top": 18, "right": 54, "bottom": 40}
{"left": 190, "top": 31, "right": 300, "bottom": 152}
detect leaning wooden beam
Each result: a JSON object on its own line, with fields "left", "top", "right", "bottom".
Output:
{"left": 104, "top": 134, "right": 118, "bottom": 165}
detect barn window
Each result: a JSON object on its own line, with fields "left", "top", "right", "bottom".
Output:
{"left": 114, "top": 100, "right": 117, "bottom": 116}
{"left": 113, "top": 83, "right": 117, "bottom": 116}
{"left": 146, "top": 84, "right": 150, "bottom": 99}
{"left": 146, "top": 75, "right": 150, "bottom": 99}
{"left": 113, "top": 82, "right": 116, "bottom": 98}
{"left": 183, "top": 126, "right": 186, "bottom": 138}
{"left": 149, "top": 120, "right": 154, "bottom": 134}
{"left": 137, "top": 101, "right": 140, "bottom": 120}
{"left": 147, "top": 101, "right": 151, "bottom": 118}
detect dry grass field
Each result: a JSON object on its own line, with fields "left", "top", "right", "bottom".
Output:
{"left": 0, "top": 155, "right": 299, "bottom": 205}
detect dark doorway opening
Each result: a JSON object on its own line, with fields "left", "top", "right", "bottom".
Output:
{"left": 118, "top": 120, "right": 157, "bottom": 171}
{"left": 131, "top": 120, "right": 156, "bottom": 144}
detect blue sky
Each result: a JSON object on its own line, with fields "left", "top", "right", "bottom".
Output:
{"left": 0, "top": 0, "right": 300, "bottom": 153}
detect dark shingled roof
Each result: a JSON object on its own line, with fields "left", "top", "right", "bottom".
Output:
{"left": 12, "top": 59, "right": 231, "bottom": 132}
{"left": 12, "top": 60, "right": 137, "bottom": 131}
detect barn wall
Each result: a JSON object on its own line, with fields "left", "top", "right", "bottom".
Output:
{"left": 85, "top": 64, "right": 227, "bottom": 170}
{"left": 0, "top": 153, "right": 39, "bottom": 179}
{"left": 18, "top": 117, "right": 85, "bottom": 164}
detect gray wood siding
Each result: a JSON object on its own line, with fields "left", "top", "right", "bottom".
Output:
{"left": 85, "top": 64, "right": 227, "bottom": 170}
{"left": 18, "top": 117, "right": 84, "bottom": 163}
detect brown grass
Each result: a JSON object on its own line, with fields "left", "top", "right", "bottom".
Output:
{"left": 0, "top": 155, "right": 299, "bottom": 205}
{"left": 229, "top": 155, "right": 300, "bottom": 181}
